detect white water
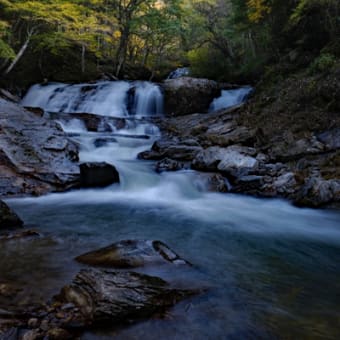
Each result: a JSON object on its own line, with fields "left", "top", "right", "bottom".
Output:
{"left": 209, "top": 86, "right": 253, "bottom": 111}
{"left": 21, "top": 81, "right": 163, "bottom": 117}
{"left": 167, "top": 67, "right": 190, "bottom": 79}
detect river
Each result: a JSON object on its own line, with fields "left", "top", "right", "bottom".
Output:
{"left": 2, "top": 81, "right": 340, "bottom": 339}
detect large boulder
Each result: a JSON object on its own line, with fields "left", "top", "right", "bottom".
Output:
{"left": 0, "top": 200, "right": 23, "bottom": 229}
{"left": 79, "top": 162, "right": 120, "bottom": 187}
{"left": 162, "top": 77, "right": 234, "bottom": 116}
{"left": 192, "top": 145, "right": 258, "bottom": 177}
{"left": 57, "top": 269, "right": 195, "bottom": 326}
{"left": 76, "top": 239, "right": 189, "bottom": 267}
{"left": 0, "top": 99, "right": 79, "bottom": 196}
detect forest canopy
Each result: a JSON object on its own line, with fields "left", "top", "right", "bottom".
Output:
{"left": 0, "top": 0, "right": 339, "bottom": 85}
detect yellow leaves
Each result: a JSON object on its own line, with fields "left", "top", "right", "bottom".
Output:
{"left": 247, "top": 0, "right": 272, "bottom": 23}
{"left": 113, "top": 30, "right": 121, "bottom": 39}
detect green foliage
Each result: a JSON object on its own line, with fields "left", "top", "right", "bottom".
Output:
{"left": 187, "top": 47, "right": 232, "bottom": 81}
{"left": 309, "top": 53, "right": 337, "bottom": 74}
{"left": 0, "top": 38, "right": 14, "bottom": 58}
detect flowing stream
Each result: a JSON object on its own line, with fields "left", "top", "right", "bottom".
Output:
{"left": 2, "top": 81, "right": 340, "bottom": 339}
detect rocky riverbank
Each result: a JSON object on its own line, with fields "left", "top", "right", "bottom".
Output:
{"left": 139, "top": 74, "right": 340, "bottom": 208}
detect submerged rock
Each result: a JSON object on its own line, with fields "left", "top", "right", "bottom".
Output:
{"left": 79, "top": 162, "right": 120, "bottom": 187}
{"left": 76, "top": 239, "right": 189, "bottom": 267}
{"left": 0, "top": 229, "right": 39, "bottom": 241}
{"left": 0, "top": 200, "right": 23, "bottom": 229}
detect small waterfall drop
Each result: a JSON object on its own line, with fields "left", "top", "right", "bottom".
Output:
{"left": 22, "top": 81, "right": 163, "bottom": 117}
{"left": 132, "top": 82, "right": 163, "bottom": 117}
{"left": 167, "top": 67, "right": 190, "bottom": 79}
{"left": 209, "top": 86, "right": 252, "bottom": 112}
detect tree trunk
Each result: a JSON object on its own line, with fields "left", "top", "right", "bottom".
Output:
{"left": 81, "top": 44, "right": 86, "bottom": 73}
{"left": 4, "top": 28, "right": 34, "bottom": 75}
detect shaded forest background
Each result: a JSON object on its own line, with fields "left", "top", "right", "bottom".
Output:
{"left": 0, "top": 0, "right": 339, "bottom": 90}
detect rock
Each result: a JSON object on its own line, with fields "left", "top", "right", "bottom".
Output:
{"left": 232, "top": 175, "right": 264, "bottom": 194}
{"left": 79, "top": 162, "right": 120, "bottom": 187}
{"left": 0, "top": 99, "right": 80, "bottom": 196}
{"left": 163, "top": 77, "right": 233, "bottom": 115}
{"left": 269, "top": 136, "right": 325, "bottom": 162}
{"left": 138, "top": 140, "right": 202, "bottom": 161}
{"left": 23, "top": 107, "right": 44, "bottom": 117}
{"left": 192, "top": 146, "right": 258, "bottom": 177}
{"left": 294, "top": 176, "right": 340, "bottom": 207}
{"left": 58, "top": 269, "right": 195, "bottom": 325}
{"left": 47, "top": 112, "right": 126, "bottom": 132}
{"left": 0, "top": 282, "right": 21, "bottom": 298}
{"left": 22, "top": 329, "right": 42, "bottom": 340}
{"left": 193, "top": 173, "right": 230, "bottom": 193}
{"left": 47, "top": 327, "right": 72, "bottom": 340}
{"left": 155, "top": 158, "right": 186, "bottom": 172}
{"left": 273, "top": 172, "right": 297, "bottom": 194}
{"left": 0, "top": 229, "right": 39, "bottom": 241}
{"left": 317, "top": 128, "right": 340, "bottom": 150}
{"left": 76, "top": 239, "right": 189, "bottom": 268}
{"left": 0, "top": 200, "right": 23, "bottom": 229}
{"left": 205, "top": 125, "right": 255, "bottom": 147}
{"left": 27, "top": 318, "right": 39, "bottom": 328}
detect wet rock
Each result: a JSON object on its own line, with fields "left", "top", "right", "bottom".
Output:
{"left": 232, "top": 175, "right": 264, "bottom": 194}
{"left": 193, "top": 173, "right": 230, "bottom": 193}
{"left": 139, "top": 140, "right": 202, "bottom": 161}
{"left": 0, "top": 229, "right": 39, "bottom": 241}
{"left": 163, "top": 77, "right": 234, "bottom": 115}
{"left": 76, "top": 239, "right": 189, "bottom": 268}
{"left": 79, "top": 162, "right": 120, "bottom": 187}
{"left": 58, "top": 269, "right": 195, "bottom": 325}
{"left": 47, "top": 112, "right": 126, "bottom": 132}
{"left": 0, "top": 200, "right": 23, "bottom": 229}
{"left": 0, "top": 99, "right": 80, "bottom": 196}
{"left": 192, "top": 146, "right": 258, "bottom": 176}
{"left": 24, "top": 107, "right": 44, "bottom": 117}
{"left": 155, "top": 158, "right": 186, "bottom": 172}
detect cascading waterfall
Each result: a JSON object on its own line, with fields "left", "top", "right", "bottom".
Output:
{"left": 22, "top": 81, "right": 163, "bottom": 117}
{"left": 209, "top": 86, "right": 253, "bottom": 112}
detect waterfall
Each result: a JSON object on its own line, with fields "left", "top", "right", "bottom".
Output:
{"left": 21, "top": 81, "right": 163, "bottom": 117}
{"left": 209, "top": 86, "right": 252, "bottom": 112}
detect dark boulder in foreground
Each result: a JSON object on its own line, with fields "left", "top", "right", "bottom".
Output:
{"left": 0, "top": 200, "right": 23, "bottom": 229}
{"left": 79, "top": 162, "right": 120, "bottom": 187}
{"left": 3, "top": 269, "right": 197, "bottom": 338}
{"left": 58, "top": 269, "right": 195, "bottom": 325}
{"left": 76, "top": 239, "right": 189, "bottom": 267}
